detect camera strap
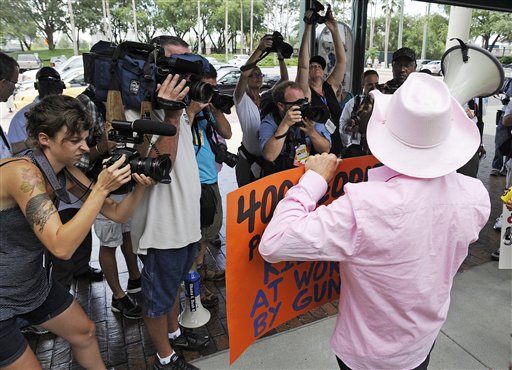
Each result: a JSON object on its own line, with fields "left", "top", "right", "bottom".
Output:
{"left": 240, "top": 51, "right": 272, "bottom": 72}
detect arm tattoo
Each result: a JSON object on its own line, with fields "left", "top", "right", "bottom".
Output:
{"left": 25, "top": 194, "right": 57, "bottom": 232}
{"left": 20, "top": 168, "right": 46, "bottom": 194}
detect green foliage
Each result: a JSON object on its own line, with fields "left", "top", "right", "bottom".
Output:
{"left": 470, "top": 9, "right": 512, "bottom": 51}
{"left": 499, "top": 55, "right": 512, "bottom": 65}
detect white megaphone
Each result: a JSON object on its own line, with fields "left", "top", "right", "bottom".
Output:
{"left": 442, "top": 38, "right": 505, "bottom": 104}
{"left": 178, "top": 271, "right": 211, "bottom": 328}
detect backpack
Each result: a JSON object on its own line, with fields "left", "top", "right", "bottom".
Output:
{"left": 83, "top": 41, "right": 157, "bottom": 110}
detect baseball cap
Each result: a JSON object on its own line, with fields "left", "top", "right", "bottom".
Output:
{"left": 309, "top": 55, "right": 326, "bottom": 70}
{"left": 392, "top": 47, "right": 416, "bottom": 62}
{"left": 36, "top": 67, "right": 61, "bottom": 81}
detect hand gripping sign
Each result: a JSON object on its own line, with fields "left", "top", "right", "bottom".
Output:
{"left": 225, "top": 155, "right": 380, "bottom": 364}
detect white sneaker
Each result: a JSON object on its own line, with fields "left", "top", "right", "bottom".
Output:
{"left": 494, "top": 214, "right": 503, "bottom": 230}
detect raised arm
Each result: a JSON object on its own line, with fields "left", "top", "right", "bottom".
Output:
{"left": 150, "top": 74, "right": 190, "bottom": 163}
{"left": 209, "top": 106, "right": 232, "bottom": 139}
{"left": 276, "top": 50, "right": 289, "bottom": 85}
{"left": 324, "top": 9, "right": 346, "bottom": 91}
{"left": 234, "top": 35, "right": 273, "bottom": 103}
{"left": 296, "top": 17, "right": 313, "bottom": 100}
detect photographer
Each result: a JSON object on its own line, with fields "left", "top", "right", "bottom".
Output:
{"left": 129, "top": 35, "right": 208, "bottom": 370}
{"left": 234, "top": 34, "right": 289, "bottom": 186}
{"left": 339, "top": 70, "right": 379, "bottom": 158}
{"left": 188, "top": 64, "right": 231, "bottom": 307}
{"left": 0, "top": 94, "right": 154, "bottom": 369}
{"left": 296, "top": 4, "right": 346, "bottom": 157}
{"left": 259, "top": 80, "right": 331, "bottom": 176}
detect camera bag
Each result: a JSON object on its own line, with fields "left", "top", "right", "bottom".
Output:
{"left": 83, "top": 41, "right": 157, "bottom": 110}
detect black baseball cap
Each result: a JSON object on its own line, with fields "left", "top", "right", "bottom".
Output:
{"left": 309, "top": 55, "right": 326, "bottom": 70}
{"left": 392, "top": 47, "right": 416, "bottom": 62}
{"left": 36, "top": 67, "right": 61, "bottom": 81}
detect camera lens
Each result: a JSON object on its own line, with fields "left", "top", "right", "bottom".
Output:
{"left": 188, "top": 81, "right": 215, "bottom": 103}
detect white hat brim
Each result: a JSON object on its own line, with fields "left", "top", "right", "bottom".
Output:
{"left": 367, "top": 90, "right": 481, "bottom": 179}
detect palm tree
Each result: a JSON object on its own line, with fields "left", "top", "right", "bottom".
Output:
{"left": 368, "top": 0, "right": 377, "bottom": 50}
{"left": 382, "top": 0, "right": 398, "bottom": 67}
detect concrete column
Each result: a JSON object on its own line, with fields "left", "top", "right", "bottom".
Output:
{"left": 445, "top": 6, "right": 472, "bottom": 50}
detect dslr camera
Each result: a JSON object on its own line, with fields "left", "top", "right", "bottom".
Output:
{"left": 215, "top": 143, "right": 239, "bottom": 168}
{"left": 266, "top": 31, "right": 293, "bottom": 59}
{"left": 293, "top": 98, "right": 330, "bottom": 125}
{"left": 304, "top": 1, "right": 332, "bottom": 24}
{"left": 99, "top": 119, "right": 176, "bottom": 194}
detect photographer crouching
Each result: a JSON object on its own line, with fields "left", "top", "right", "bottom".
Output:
{"left": 186, "top": 63, "right": 233, "bottom": 308}
{"left": 259, "top": 80, "right": 331, "bottom": 176}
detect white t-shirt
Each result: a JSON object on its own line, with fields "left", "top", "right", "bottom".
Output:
{"left": 130, "top": 111, "right": 201, "bottom": 253}
{"left": 234, "top": 92, "right": 262, "bottom": 156}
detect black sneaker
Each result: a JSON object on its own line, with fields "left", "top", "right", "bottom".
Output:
{"left": 111, "top": 295, "right": 143, "bottom": 319}
{"left": 127, "top": 277, "right": 142, "bottom": 294}
{"left": 170, "top": 331, "right": 210, "bottom": 351}
{"left": 153, "top": 353, "right": 199, "bottom": 370}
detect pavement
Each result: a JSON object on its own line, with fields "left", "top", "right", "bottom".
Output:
{"left": 1, "top": 68, "right": 511, "bottom": 369}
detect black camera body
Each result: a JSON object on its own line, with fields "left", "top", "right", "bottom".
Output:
{"left": 294, "top": 99, "right": 330, "bottom": 123}
{"left": 99, "top": 119, "right": 175, "bottom": 194}
{"left": 215, "top": 143, "right": 239, "bottom": 168}
{"left": 267, "top": 31, "right": 293, "bottom": 59}
{"left": 304, "top": 1, "right": 331, "bottom": 24}
{"left": 185, "top": 76, "right": 235, "bottom": 114}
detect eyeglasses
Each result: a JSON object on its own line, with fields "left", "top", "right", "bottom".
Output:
{"left": 38, "top": 76, "right": 61, "bottom": 82}
{"left": 392, "top": 61, "right": 415, "bottom": 69}
{"left": 249, "top": 73, "right": 264, "bottom": 78}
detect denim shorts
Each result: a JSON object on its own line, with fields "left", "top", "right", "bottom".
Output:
{"left": 0, "top": 280, "right": 73, "bottom": 367}
{"left": 140, "top": 243, "right": 198, "bottom": 318}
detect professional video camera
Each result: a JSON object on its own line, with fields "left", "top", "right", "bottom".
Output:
{"left": 266, "top": 31, "right": 293, "bottom": 59}
{"left": 98, "top": 119, "right": 176, "bottom": 194}
{"left": 304, "top": 1, "right": 332, "bottom": 24}
{"left": 293, "top": 98, "right": 330, "bottom": 124}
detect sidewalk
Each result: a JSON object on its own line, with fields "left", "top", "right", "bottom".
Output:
{"left": 192, "top": 261, "right": 511, "bottom": 370}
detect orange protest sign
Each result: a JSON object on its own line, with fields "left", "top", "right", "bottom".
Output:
{"left": 226, "top": 155, "right": 380, "bottom": 364}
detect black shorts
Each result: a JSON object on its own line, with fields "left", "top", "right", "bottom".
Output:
{"left": 0, "top": 280, "right": 73, "bottom": 367}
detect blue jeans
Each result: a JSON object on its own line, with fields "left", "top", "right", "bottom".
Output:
{"left": 140, "top": 243, "right": 198, "bottom": 318}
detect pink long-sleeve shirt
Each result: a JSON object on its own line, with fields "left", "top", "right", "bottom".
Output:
{"left": 259, "top": 166, "right": 490, "bottom": 369}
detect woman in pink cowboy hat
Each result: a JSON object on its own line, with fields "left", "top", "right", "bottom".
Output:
{"left": 259, "top": 73, "right": 490, "bottom": 370}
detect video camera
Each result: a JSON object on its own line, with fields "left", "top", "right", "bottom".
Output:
{"left": 266, "top": 31, "right": 293, "bottom": 59}
{"left": 99, "top": 119, "right": 176, "bottom": 194}
{"left": 304, "top": 1, "right": 332, "bottom": 24}
{"left": 293, "top": 98, "right": 330, "bottom": 124}
{"left": 83, "top": 40, "right": 234, "bottom": 112}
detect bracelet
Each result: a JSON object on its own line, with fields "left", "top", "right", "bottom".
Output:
{"left": 274, "top": 131, "right": 288, "bottom": 140}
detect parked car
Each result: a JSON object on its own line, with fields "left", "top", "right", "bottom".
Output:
{"left": 422, "top": 60, "right": 442, "bottom": 75}
{"left": 415, "top": 59, "right": 432, "bottom": 72}
{"left": 16, "top": 54, "right": 42, "bottom": 72}
{"left": 56, "top": 55, "right": 84, "bottom": 74}
{"left": 50, "top": 55, "right": 67, "bottom": 67}
{"left": 14, "top": 69, "right": 87, "bottom": 110}
{"left": 216, "top": 70, "right": 280, "bottom": 96}
{"left": 227, "top": 54, "right": 250, "bottom": 67}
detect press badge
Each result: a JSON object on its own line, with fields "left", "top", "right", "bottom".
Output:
{"left": 294, "top": 144, "right": 310, "bottom": 166}
{"left": 324, "top": 119, "right": 336, "bottom": 134}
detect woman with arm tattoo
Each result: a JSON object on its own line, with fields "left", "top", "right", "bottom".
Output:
{"left": 0, "top": 94, "right": 155, "bottom": 369}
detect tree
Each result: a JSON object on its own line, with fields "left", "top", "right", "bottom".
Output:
{"left": 71, "top": 0, "right": 105, "bottom": 48}
{"left": 382, "top": 0, "right": 399, "bottom": 67}
{"left": 16, "top": 0, "right": 67, "bottom": 50}
{"left": 156, "top": 0, "right": 196, "bottom": 40}
{"left": 470, "top": 9, "right": 512, "bottom": 51}
{"left": 0, "top": 0, "right": 38, "bottom": 50}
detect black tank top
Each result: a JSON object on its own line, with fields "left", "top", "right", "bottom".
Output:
{"left": 310, "top": 81, "right": 342, "bottom": 156}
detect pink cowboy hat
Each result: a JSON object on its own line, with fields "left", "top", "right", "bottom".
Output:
{"left": 367, "top": 73, "right": 481, "bottom": 178}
